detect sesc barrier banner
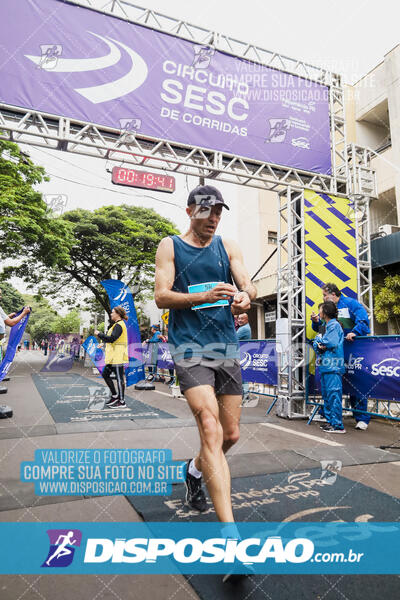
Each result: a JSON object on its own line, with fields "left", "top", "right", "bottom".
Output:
{"left": 240, "top": 340, "right": 278, "bottom": 385}
{"left": 308, "top": 336, "right": 400, "bottom": 402}
{"left": 0, "top": 0, "right": 331, "bottom": 174}
{"left": 145, "top": 340, "right": 278, "bottom": 385}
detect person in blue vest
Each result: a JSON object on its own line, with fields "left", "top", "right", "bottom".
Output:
{"left": 313, "top": 301, "right": 346, "bottom": 433}
{"left": 154, "top": 185, "right": 256, "bottom": 529}
{"left": 311, "top": 282, "right": 370, "bottom": 430}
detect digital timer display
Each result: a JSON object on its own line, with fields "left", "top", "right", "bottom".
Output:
{"left": 111, "top": 167, "right": 175, "bottom": 193}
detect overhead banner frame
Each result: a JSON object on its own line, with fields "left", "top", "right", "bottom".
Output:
{"left": 0, "top": 0, "right": 347, "bottom": 194}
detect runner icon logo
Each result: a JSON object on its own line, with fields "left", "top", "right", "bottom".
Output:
{"left": 38, "top": 45, "right": 63, "bottom": 70}
{"left": 42, "top": 529, "right": 82, "bottom": 568}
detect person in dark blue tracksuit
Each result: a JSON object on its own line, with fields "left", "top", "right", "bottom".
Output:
{"left": 313, "top": 301, "right": 346, "bottom": 433}
{"left": 311, "top": 283, "right": 370, "bottom": 430}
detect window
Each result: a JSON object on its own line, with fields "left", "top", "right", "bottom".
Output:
{"left": 267, "top": 230, "right": 278, "bottom": 245}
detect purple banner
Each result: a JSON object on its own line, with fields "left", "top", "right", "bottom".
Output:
{"left": 308, "top": 336, "right": 400, "bottom": 401}
{"left": 0, "top": 0, "right": 331, "bottom": 174}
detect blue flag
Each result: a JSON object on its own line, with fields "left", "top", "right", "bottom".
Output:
{"left": 82, "top": 335, "right": 105, "bottom": 374}
{"left": 101, "top": 280, "right": 145, "bottom": 386}
{"left": 0, "top": 309, "right": 30, "bottom": 381}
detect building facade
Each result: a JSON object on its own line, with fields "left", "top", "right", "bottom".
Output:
{"left": 238, "top": 44, "right": 400, "bottom": 338}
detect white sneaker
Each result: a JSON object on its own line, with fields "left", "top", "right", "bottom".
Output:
{"left": 313, "top": 414, "right": 327, "bottom": 422}
{"left": 355, "top": 421, "right": 368, "bottom": 431}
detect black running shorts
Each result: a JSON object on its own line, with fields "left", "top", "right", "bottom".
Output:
{"left": 174, "top": 357, "right": 243, "bottom": 395}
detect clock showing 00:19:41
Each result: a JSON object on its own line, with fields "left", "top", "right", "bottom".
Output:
{"left": 111, "top": 166, "right": 176, "bottom": 193}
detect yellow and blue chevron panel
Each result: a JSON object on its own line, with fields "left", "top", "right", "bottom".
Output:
{"left": 304, "top": 189, "right": 357, "bottom": 340}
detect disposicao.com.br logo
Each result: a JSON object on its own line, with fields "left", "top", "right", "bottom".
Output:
{"left": 36, "top": 526, "right": 371, "bottom": 574}
{"left": 84, "top": 536, "right": 314, "bottom": 564}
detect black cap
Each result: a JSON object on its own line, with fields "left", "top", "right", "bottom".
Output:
{"left": 187, "top": 185, "right": 229, "bottom": 210}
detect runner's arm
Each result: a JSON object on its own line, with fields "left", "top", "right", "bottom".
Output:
{"left": 223, "top": 239, "right": 257, "bottom": 314}
{"left": 154, "top": 237, "right": 236, "bottom": 309}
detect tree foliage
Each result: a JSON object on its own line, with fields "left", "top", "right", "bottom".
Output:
{"left": 0, "top": 140, "right": 179, "bottom": 318}
{"left": 373, "top": 275, "right": 400, "bottom": 325}
{"left": 13, "top": 204, "right": 178, "bottom": 315}
{"left": 0, "top": 281, "right": 25, "bottom": 313}
{"left": 52, "top": 310, "right": 80, "bottom": 334}
{"left": 0, "top": 139, "right": 72, "bottom": 264}
{"left": 23, "top": 295, "right": 58, "bottom": 342}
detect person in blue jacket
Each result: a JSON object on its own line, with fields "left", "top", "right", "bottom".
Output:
{"left": 313, "top": 301, "right": 346, "bottom": 433}
{"left": 145, "top": 324, "right": 163, "bottom": 378}
{"left": 311, "top": 283, "right": 371, "bottom": 430}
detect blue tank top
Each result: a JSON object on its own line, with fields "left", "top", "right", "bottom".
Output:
{"left": 168, "top": 235, "right": 239, "bottom": 361}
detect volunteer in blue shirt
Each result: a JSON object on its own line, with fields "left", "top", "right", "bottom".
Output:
{"left": 236, "top": 313, "right": 252, "bottom": 404}
{"left": 311, "top": 282, "right": 370, "bottom": 430}
{"left": 145, "top": 324, "right": 163, "bottom": 377}
{"left": 313, "top": 301, "right": 346, "bottom": 433}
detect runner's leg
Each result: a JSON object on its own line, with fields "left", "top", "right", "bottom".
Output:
{"left": 217, "top": 394, "right": 242, "bottom": 454}
{"left": 184, "top": 384, "right": 234, "bottom": 522}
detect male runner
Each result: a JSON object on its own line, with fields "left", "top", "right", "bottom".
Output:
{"left": 155, "top": 185, "right": 256, "bottom": 524}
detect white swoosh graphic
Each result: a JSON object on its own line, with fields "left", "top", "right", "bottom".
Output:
{"left": 75, "top": 35, "right": 148, "bottom": 104}
{"left": 374, "top": 358, "right": 400, "bottom": 367}
{"left": 24, "top": 32, "right": 121, "bottom": 72}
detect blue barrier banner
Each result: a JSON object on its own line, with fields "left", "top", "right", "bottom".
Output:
{"left": 239, "top": 340, "right": 278, "bottom": 385}
{"left": 0, "top": 309, "right": 30, "bottom": 381}
{"left": 82, "top": 336, "right": 105, "bottom": 374}
{"left": 101, "top": 280, "right": 145, "bottom": 386}
{"left": 0, "top": 522, "right": 398, "bottom": 574}
{"left": 308, "top": 336, "right": 400, "bottom": 401}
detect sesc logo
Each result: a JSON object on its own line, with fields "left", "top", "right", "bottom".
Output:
{"left": 115, "top": 286, "right": 128, "bottom": 302}
{"left": 240, "top": 352, "right": 252, "bottom": 370}
{"left": 84, "top": 536, "right": 314, "bottom": 564}
{"left": 42, "top": 529, "right": 82, "bottom": 568}
{"left": 371, "top": 358, "right": 400, "bottom": 378}
{"left": 25, "top": 32, "right": 148, "bottom": 103}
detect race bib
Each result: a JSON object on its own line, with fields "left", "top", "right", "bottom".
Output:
{"left": 188, "top": 282, "right": 229, "bottom": 310}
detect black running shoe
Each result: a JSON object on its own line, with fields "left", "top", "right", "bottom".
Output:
{"left": 185, "top": 459, "right": 207, "bottom": 512}
{"left": 106, "top": 395, "right": 119, "bottom": 406}
{"left": 106, "top": 400, "right": 128, "bottom": 410}
{"left": 323, "top": 425, "right": 346, "bottom": 434}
